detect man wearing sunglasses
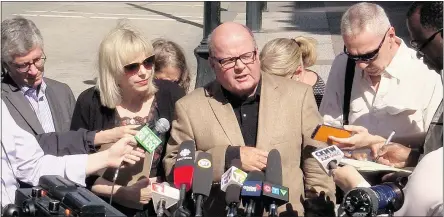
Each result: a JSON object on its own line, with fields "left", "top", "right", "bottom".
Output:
{"left": 319, "top": 3, "right": 443, "bottom": 158}
{"left": 407, "top": 2, "right": 443, "bottom": 72}
{"left": 163, "top": 22, "right": 336, "bottom": 216}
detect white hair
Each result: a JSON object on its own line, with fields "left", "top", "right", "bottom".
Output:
{"left": 341, "top": 2, "right": 391, "bottom": 36}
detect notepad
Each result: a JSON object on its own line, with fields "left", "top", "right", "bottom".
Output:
{"left": 339, "top": 158, "right": 413, "bottom": 173}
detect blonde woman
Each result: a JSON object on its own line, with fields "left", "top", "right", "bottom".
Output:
{"left": 70, "top": 22, "right": 185, "bottom": 216}
{"left": 260, "top": 36, "right": 325, "bottom": 107}
{"left": 152, "top": 38, "right": 191, "bottom": 92}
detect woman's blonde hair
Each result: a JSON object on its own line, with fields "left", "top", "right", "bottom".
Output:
{"left": 152, "top": 38, "right": 191, "bottom": 92}
{"left": 260, "top": 36, "right": 317, "bottom": 77}
{"left": 96, "top": 20, "right": 157, "bottom": 108}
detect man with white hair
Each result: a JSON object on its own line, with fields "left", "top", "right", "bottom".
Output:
{"left": 320, "top": 2, "right": 443, "bottom": 152}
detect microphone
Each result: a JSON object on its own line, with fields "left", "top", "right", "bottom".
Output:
{"left": 135, "top": 118, "right": 170, "bottom": 153}
{"left": 225, "top": 185, "right": 242, "bottom": 217}
{"left": 221, "top": 159, "right": 247, "bottom": 192}
{"left": 172, "top": 140, "right": 196, "bottom": 217}
{"left": 192, "top": 152, "right": 214, "bottom": 217}
{"left": 241, "top": 171, "right": 265, "bottom": 217}
{"left": 151, "top": 182, "right": 180, "bottom": 217}
{"left": 109, "top": 118, "right": 170, "bottom": 204}
{"left": 262, "top": 149, "right": 289, "bottom": 217}
{"left": 311, "top": 145, "right": 344, "bottom": 175}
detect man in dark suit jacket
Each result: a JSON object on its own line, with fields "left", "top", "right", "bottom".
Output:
{"left": 1, "top": 16, "right": 76, "bottom": 136}
{"left": 163, "top": 22, "right": 335, "bottom": 216}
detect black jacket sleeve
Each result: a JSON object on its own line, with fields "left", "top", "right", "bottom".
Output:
{"left": 35, "top": 129, "right": 97, "bottom": 156}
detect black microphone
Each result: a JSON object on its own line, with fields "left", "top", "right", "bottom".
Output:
{"left": 172, "top": 140, "right": 196, "bottom": 217}
{"left": 226, "top": 185, "right": 242, "bottom": 217}
{"left": 263, "top": 149, "right": 289, "bottom": 217}
{"left": 241, "top": 171, "right": 265, "bottom": 217}
{"left": 225, "top": 159, "right": 244, "bottom": 217}
{"left": 192, "top": 152, "right": 213, "bottom": 217}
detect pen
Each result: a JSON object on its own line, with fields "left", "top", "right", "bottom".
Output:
{"left": 375, "top": 131, "right": 395, "bottom": 162}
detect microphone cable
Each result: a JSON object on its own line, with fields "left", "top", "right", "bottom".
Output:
{"left": 109, "top": 163, "right": 123, "bottom": 205}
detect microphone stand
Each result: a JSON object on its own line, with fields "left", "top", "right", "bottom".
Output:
{"left": 268, "top": 201, "right": 277, "bottom": 217}
{"left": 157, "top": 199, "right": 166, "bottom": 217}
{"left": 172, "top": 184, "right": 191, "bottom": 217}
{"left": 246, "top": 199, "right": 255, "bottom": 217}
{"left": 226, "top": 203, "right": 238, "bottom": 217}
{"left": 194, "top": 194, "right": 204, "bottom": 217}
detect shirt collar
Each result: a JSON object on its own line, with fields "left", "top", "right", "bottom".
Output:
{"left": 222, "top": 76, "right": 262, "bottom": 104}
{"left": 20, "top": 80, "right": 46, "bottom": 96}
{"left": 382, "top": 38, "right": 410, "bottom": 80}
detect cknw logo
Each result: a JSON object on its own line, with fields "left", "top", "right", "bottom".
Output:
{"left": 263, "top": 184, "right": 271, "bottom": 193}
{"left": 179, "top": 149, "right": 191, "bottom": 157}
{"left": 272, "top": 187, "right": 279, "bottom": 195}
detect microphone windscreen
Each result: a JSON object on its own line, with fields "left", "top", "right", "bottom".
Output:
{"left": 155, "top": 118, "right": 170, "bottom": 134}
{"left": 265, "top": 149, "right": 282, "bottom": 185}
{"left": 225, "top": 185, "right": 241, "bottom": 204}
{"left": 245, "top": 170, "right": 265, "bottom": 182}
{"left": 174, "top": 140, "right": 196, "bottom": 191}
{"left": 192, "top": 152, "right": 213, "bottom": 196}
{"left": 231, "top": 159, "right": 242, "bottom": 169}
{"left": 175, "top": 140, "right": 196, "bottom": 168}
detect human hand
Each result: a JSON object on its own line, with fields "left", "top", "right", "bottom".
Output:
{"left": 331, "top": 165, "right": 366, "bottom": 192}
{"left": 110, "top": 125, "right": 141, "bottom": 142}
{"left": 106, "top": 137, "right": 145, "bottom": 168}
{"left": 328, "top": 125, "right": 385, "bottom": 150}
{"left": 115, "top": 179, "right": 152, "bottom": 209}
{"left": 239, "top": 146, "right": 269, "bottom": 172}
{"left": 375, "top": 143, "right": 411, "bottom": 168}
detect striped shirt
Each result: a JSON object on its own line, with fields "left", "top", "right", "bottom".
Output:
{"left": 20, "top": 81, "right": 56, "bottom": 133}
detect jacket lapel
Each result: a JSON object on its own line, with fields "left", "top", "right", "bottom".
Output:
{"left": 206, "top": 82, "right": 245, "bottom": 147}
{"left": 256, "top": 73, "right": 280, "bottom": 149}
{"left": 45, "top": 83, "right": 62, "bottom": 132}
{"left": 2, "top": 75, "right": 45, "bottom": 134}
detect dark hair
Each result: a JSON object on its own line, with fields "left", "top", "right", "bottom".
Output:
{"left": 152, "top": 39, "right": 191, "bottom": 92}
{"left": 407, "top": 1, "right": 443, "bottom": 31}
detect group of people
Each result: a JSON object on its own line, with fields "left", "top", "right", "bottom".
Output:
{"left": 1, "top": 1, "right": 442, "bottom": 217}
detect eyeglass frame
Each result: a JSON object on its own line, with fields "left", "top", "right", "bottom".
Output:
{"left": 410, "top": 28, "right": 443, "bottom": 57}
{"left": 343, "top": 28, "right": 391, "bottom": 62}
{"left": 123, "top": 55, "right": 155, "bottom": 74}
{"left": 210, "top": 50, "right": 257, "bottom": 68}
{"left": 10, "top": 53, "right": 47, "bottom": 73}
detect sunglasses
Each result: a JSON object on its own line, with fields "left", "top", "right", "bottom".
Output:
{"left": 410, "top": 28, "right": 443, "bottom": 58}
{"left": 123, "top": 55, "right": 155, "bottom": 74}
{"left": 344, "top": 28, "right": 390, "bottom": 62}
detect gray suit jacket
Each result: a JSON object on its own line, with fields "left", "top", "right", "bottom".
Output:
{"left": 1, "top": 74, "right": 76, "bottom": 135}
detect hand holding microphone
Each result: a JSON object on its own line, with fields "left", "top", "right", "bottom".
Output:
{"left": 104, "top": 136, "right": 145, "bottom": 168}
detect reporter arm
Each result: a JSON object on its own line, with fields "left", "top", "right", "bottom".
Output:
{"left": 301, "top": 87, "right": 336, "bottom": 201}
{"left": 91, "top": 177, "right": 123, "bottom": 198}
{"left": 35, "top": 129, "right": 96, "bottom": 156}
{"left": 94, "top": 129, "right": 116, "bottom": 145}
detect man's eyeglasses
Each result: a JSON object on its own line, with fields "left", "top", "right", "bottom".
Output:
{"left": 13, "top": 54, "right": 47, "bottom": 73}
{"left": 344, "top": 28, "right": 390, "bottom": 62}
{"left": 212, "top": 50, "right": 257, "bottom": 69}
{"left": 410, "top": 28, "right": 443, "bottom": 58}
{"left": 123, "top": 55, "right": 155, "bottom": 74}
